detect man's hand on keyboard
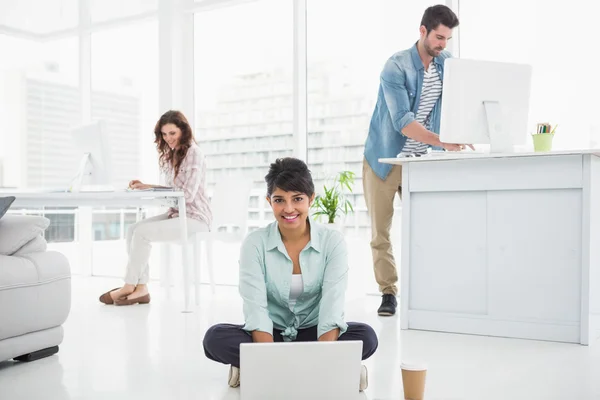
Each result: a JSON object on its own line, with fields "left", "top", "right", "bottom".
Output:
{"left": 441, "top": 143, "right": 475, "bottom": 152}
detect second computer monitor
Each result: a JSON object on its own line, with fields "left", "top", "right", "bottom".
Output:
{"left": 71, "top": 120, "right": 114, "bottom": 192}
{"left": 439, "top": 58, "right": 533, "bottom": 153}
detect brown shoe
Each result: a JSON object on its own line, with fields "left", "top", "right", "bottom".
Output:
{"left": 114, "top": 293, "right": 151, "bottom": 306}
{"left": 99, "top": 288, "right": 124, "bottom": 305}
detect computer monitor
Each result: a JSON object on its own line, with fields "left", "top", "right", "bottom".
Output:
{"left": 70, "top": 120, "right": 114, "bottom": 192}
{"left": 439, "top": 58, "right": 533, "bottom": 153}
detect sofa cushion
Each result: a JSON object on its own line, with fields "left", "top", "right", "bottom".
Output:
{"left": 0, "top": 196, "right": 15, "bottom": 220}
{"left": 0, "top": 215, "right": 50, "bottom": 256}
{"left": 0, "top": 252, "right": 70, "bottom": 290}
{"left": 0, "top": 251, "right": 71, "bottom": 342}
{"left": 12, "top": 235, "right": 47, "bottom": 256}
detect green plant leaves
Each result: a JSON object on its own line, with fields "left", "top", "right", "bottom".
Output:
{"left": 311, "top": 170, "right": 355, "bottom": 224}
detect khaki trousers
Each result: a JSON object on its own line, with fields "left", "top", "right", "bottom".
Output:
{"left": 362, "top": 157, "right": 402, "bottom": 295}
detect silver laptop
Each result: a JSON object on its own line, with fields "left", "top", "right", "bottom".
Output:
{"left": 240, "top": 340, "right": 363, "bottom": 400}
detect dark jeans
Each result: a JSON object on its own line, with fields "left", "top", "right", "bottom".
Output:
{"left": 203, "top": 322, "right": 378, "bottom": 368}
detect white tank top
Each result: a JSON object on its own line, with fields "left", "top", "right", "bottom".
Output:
{"left": 289, "top": 274, "right": 304, "bottom": 310}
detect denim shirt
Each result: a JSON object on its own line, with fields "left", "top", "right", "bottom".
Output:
{"left": 364, "top": 43, "right": 452, "bottom": 180}
{"left": 239, "top": 218, "right": 348, "bottom": 341}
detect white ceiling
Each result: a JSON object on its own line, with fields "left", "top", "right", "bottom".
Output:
{"left": 0, "top": 0, "right": 158, "bottom": 36}
{"left": 0, "top": 0, "right": 79, "bottom": 35}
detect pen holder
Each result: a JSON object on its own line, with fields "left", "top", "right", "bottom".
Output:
{"left": 532, "top": 133, "right": 554, "bottom": 152}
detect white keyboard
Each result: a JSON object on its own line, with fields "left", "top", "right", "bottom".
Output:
{"left": 428, "top": 150, "right": 487, "bottom": 156}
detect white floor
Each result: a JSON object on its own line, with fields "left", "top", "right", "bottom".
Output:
{"left": 1, "top": 276, "right": 600, "bottom": 400}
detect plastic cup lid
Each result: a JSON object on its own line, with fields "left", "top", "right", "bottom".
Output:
{"left": 400, "top": 362, "right": 427, "bottom": 371}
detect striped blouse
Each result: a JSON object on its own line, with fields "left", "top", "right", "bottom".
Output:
{"left": 163, "top": 143, "right": 213, "bottom": 228}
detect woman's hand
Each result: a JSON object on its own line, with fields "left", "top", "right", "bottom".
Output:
{"left": 318, "top": 328, "right": 340, "bottom": 342}
{"left": 128, "top": 180, "right": 152, "bottom": 190}
{"left": 251, "top": 331, "right": 274, "bottom": 343}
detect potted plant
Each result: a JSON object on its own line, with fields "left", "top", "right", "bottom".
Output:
{"left": 311, "top": 170, "right": 355, "bottom": 231}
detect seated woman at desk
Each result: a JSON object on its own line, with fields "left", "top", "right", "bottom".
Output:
{"left": 99, "top": 110, "right": 212, "bottom": 306}
{"left": 202, "top": 157, "right": 378, "bottom": 390}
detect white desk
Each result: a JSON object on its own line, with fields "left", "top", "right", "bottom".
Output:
{"left": 381, "top": 149, "right": 600, "bottom": 345}
{"left": 2, "top": 190, "right": 196, "bottom": 313}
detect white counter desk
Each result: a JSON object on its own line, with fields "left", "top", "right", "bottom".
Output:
{"left": 1, "top": 189, "right": 196, "bottom": 313}
{"left": 380, "top": 149, "right": 600, "bottom": 345}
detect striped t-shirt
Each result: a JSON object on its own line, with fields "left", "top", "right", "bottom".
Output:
{"left": 400, "top": 62, "right": 443, "bottom": 155}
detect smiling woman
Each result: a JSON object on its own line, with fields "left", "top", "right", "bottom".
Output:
{"left": 265, "top": 158, "right": 316, "bottom": 236}
{"left": 202, "top": 157, "right": 378, "bottom": 390}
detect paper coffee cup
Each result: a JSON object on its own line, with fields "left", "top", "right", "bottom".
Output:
{"left": 401, "top": 362, "right": 427, "bottom": 400}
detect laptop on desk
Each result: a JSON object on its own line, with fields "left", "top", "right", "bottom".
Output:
{"left": 240, "top": 341, "right": 364, "bottom": 400}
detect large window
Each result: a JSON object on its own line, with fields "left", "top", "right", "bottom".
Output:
{"left": 0, "top": 35, "right": 79, "bottom": 189}
{"left": 91, "top": 21, "right": 159, "bottom": 190}
{"left": 459, "top": 0, "right": 600, "bottom": 149}
{"left": 0, "top": 33, "right": 81, "bottom": 271}
{"left": 306, "top": 0, "right": 439, "bottom": 238}
{"left": 90, "top": 21, "right": 159, "bottom": 277}
{"left": 194, "top": 0, "right": 293, "bottom": 285}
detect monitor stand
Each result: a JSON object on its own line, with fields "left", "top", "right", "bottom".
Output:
{"left": 483, "top": 101, "right": 513, "bottom": 153}
{"left": 70, "top": 153, "right": 91, "bottom": 193}
{"left": 70, "top": 153, "right": 114, "bottom": 192}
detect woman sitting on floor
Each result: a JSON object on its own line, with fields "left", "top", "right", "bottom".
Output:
{"left": 202, "top": 157, "right": 378, "bottom": 390}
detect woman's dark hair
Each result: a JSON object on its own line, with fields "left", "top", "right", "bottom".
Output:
{"left": 265, "top": 157, "right": 315, "bottom": 198}
{"left": 154, "top": 110, "right": 195, "bottom": 178}
{"left": 421, "top": 4, "right": 459, "bottom": 33}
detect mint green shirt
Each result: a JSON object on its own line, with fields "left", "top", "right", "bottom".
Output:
{"left": 239, "top": 218, "right": 349, "bottom": 341}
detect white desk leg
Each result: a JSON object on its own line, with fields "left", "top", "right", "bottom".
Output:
{"left": 193, "top": 235, "right": 201, "bottom": 305}
{"left": 178, "top": 197, "right": 192, "bottom": 313}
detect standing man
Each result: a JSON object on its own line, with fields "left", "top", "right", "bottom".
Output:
{"left": 363, "top": 5, "right": 470, "bottom": 316}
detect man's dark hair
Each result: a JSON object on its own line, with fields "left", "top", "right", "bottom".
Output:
{"left": 265, "top": 157, "right": 315, "bottom": 198}
{"left": 421, "top": 4, "right": 459, "bottom": 33}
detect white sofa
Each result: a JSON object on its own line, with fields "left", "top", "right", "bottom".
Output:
{"left": 0, "top": 214, "right": 71, "bottom": 362}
